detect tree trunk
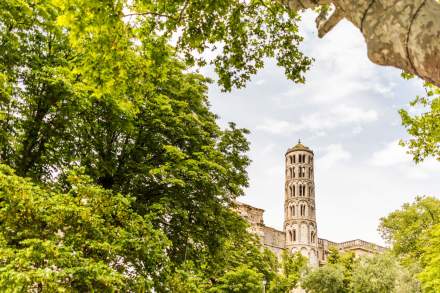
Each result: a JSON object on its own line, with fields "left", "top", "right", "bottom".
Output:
{"left": 286, "top": 0, "right": 440, "bottom": 86}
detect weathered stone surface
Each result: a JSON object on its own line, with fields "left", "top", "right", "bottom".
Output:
{"left": 285, "top": 0, "right": 440, "bottom": 86}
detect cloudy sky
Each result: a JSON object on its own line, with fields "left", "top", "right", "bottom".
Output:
{"left": 203, "top": 12, "right": 439, "bottom": 245}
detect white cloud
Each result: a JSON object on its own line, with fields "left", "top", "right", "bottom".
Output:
{"left": 412, "top": 158, "right": 440, "bottom": 179}
{"left": 256, "top": 119, "right": 291, "bottom": 134}
{"left": 370, "top": 140, "right": 410, "bottom": 167}
{"left": 352, "top": 125, "right": 363, "bottom": 135}
{"left": 256, "top": 104, "right": 378, "bottom": 135}
{"left": 370, "top": 140, "right": 440, "bottom": 179}
{"left": 255, "top": 79, "right": 266, "bottom": 86}
{"left": 278, "top": 12, "right": 400, "bottom": 108}
{"left": 303, "top": 104, "right": 378, "bottom": 130}
{"left": 317, "top": 144, "right": 351, "bottom": 170}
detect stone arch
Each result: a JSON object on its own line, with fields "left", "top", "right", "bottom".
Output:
{"left": 300, "top": 247, "right": 308, "bottom": 257}
{"left": 309, "top": 249, "right": 318, "bottom": 266}
{"left": 310, "top": 231, "right": 316, "bottom": 243}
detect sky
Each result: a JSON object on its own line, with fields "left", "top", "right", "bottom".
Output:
{"left": 202, "top": 12, "right": 440, "bottom": 246}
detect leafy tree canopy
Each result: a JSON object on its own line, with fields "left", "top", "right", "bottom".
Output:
{"left": 399, "top": 82, "right": 440, "bottom": 162}
{"left": 0, "top": 0, "right": 255, "bottom": 273}
{"left": 268, "top": 251, "right": 307, "bottom": 293}
{"left": 0, "top": 165, "right": 169, "bottom": 291}
{"left": 301, "top": 250, "right": 419, "bottom": 293}
{"left": 0, "top": 0, "right": 313, "bottom": 290}
{"left": 379, "top": 196, "right": 440, "bottom": 264}
{"left": 0, "top": 0, "right": 279, "bottom": 289}
{"left": 380, "top": 196, "right": 440, "bottom": 293}
{"left": 49, "top": 0, "right": 312, "bottom": 92}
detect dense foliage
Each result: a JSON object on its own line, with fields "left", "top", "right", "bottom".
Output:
{"left": 0, "top": 0, "right": 312, "bottom": 291}
{"left": 399, "top": 82, "right": 440, "bottom": 162}
{"left": 380, "top": 196, "right": 440, "bottom": 293}
{"left": 0, "top": 165, "right": 169, "bottom": 291}
{"left": 0, "top": 0, "right": 270, "bottom": 290}
{"left": 301, "top": 248, "right": 420, "bottom": 293}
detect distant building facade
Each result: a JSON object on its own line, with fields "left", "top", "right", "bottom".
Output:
{"left": 236, "top": 141, "right": 385, "bottom": 265}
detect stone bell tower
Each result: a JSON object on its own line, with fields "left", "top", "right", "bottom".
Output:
{"left": 284, "top": 140, "right": 319, "bottom": 266}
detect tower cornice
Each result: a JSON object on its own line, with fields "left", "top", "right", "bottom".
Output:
{"left": 285, "top": 142, "right": 314, "bottom": 155}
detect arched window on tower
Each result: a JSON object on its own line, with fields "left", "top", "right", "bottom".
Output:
{"left": 300, "top": 205, "right": 305, "bottom": 216}
{"left": 289, "top": 168, "right": 293, "bottom": 178}
{"left": 293, "top": 185, "right": 296, "bottom": 197}
{"left": 290, "top": 206, "right": 295, "bottom": 217}
{"left": 299, "top": 185, "right": 302, "bottom": 196}
{"left": 311, "top": 231, "right": 315, "bottom": 243}
{"left": 293, "top": 229, "right": 296, "bottom": 241}
{"left": 292, "top": 167, "right": 295, "bottom": 178}
{"left": 302, "top": 167, "right": 306, "bottom": 177}
{"left": 293, "top": 155, "right": 296, "bottom": 163}
{"left": 289, "top": 230, "right": 293, "bottom": 242}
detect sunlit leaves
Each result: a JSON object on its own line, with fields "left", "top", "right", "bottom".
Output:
{"left": 0, "top": 165, "right": 169, "bottom": 291}
{"left": 399, "top": 83, "right": 440, "bottom": 162}
{"left": 56, "top": 0, "right": 312, "bottom": 92}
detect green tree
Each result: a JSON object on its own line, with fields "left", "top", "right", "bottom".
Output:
{"left": 301, "top": 248, "right": 353, "bottom": 293}
{"left": 0, "top": 165, "right": 169, "bottom": 291}
{"left": 379, "top": 196, "right": 440, "bottom": 265}
{"left": 53, "top": 0, "right": 311, "bottom": 92}
{"left": 351, "top": 253, "right": 420, "bottom": 293}
{"left": 399, "top": 83, "right": 440, "bottom": 163}
{"left": 0, "top": 1, "right": 291, "bottom": 290}
{"left": 301, "top": 252, "right": 419, "bottom": 293}
{"left": 418, "top": 224, "right": 440, "bottom": 293}
{"left": 301, "top": 263, "right": 346, "bottom": 293}
{"left": 0, "top": 0, "right": 256, "bottom": 279}
{"left": 268, "top": 251, "right": 307, "bottom": 293}
{"left": 380, "top": 196, "right": 440, "bottom": 292}
{"left": 209, "top": 265, "right": 264, "bottom": 293}
{"left": 351, "top": 254, "right": 397, "bottom": 293}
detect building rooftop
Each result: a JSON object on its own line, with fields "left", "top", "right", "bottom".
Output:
{"left": 286, "top": 139, "right": 314, "bottom": 154}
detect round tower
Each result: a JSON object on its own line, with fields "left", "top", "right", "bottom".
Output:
{"left": 284, "top": 140, "right": 319, "bottom": 266}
